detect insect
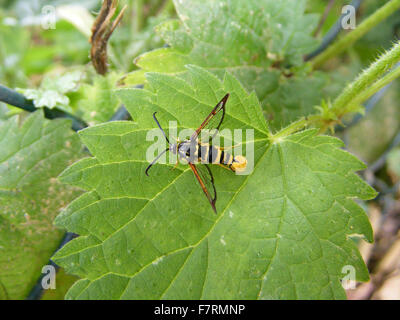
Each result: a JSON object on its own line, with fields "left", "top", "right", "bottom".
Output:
{"left": 145, "top": 93, "right": 247, "bottom": 213}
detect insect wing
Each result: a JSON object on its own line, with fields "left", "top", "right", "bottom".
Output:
{"left": 190, "top": 93, "right": 229, "bottom": 143}
{"left": 188, "top": 163, "right": 217, "bottom": 213}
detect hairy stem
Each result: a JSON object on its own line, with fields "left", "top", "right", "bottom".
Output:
{"left": 271, "top": 118, "right": 308, "bottom": 141}
{"left": 351, "top": 62, "right": 400, "bottom": 107}
{"left": 312, "top": 0, "right": 400, "bottom": 68}
{"left": 332, "top": 40, "right": 400, "bottom": 115}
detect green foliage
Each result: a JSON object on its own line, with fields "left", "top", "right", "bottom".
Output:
{"left": 387, "top": 147, "right": 400, "bottom": 179}
{"left": 111, "top": 15, "right": 167, "bottom": 72}
{"left": 38, "top": 19, "right": 91, "bottom": 66}
{"left": 346, "top": 83, "right": 400, "bottom": 164}
{"left": 354, "top": 0, "right": 400, "bottom": 63}
{"left": 0, "top": 103, "right": 9, "bottom": 121}
{"left": 0, "top": 4, "right": 92, "bottom": 87}
{"left": 123, "top": 0, "right": 322, "bottom": 130}
{"left": 40, "top": 268, "right": 80, "bottom": 300}
{"left": 0, "top": 111, "right": 82, "bottom": 299}
{"left": 2, "top": 0, "right": 397, "bottom": 301}
{"left": 0, "top": 17, "right": 30, "bottom": 87}
{"left": 53, "top": 66, "right": 375, "bottom": 299}
{"left": 76, "top": 73, "right": 122, "bottom": 125}
{"left": 17, "top": 71, "right": 84, "bottom": 112}
{"left": 263, "top": 71, "right": 327, "bottom": 128}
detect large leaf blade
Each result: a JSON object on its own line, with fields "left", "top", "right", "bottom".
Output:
{"left": 0, "top": 111, "right": 82, "bottom": 299}
{"left": 53, "top": 67, "right": 375, "bottom": 299}
{"left": 124, "top": 0, "right": 323, "bottom": 130}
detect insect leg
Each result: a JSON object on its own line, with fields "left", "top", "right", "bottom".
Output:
{"left": 145, "top": 148, "right": 169, "bottom": 176}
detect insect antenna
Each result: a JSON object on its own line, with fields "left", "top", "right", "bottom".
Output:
{"left": 145, "top": 148, "right": 169, "bottom": 176}
{"left": 153, "top": 112, "right": 170, "bottom": 144}
{"left": 146, "top": 113, "right": 173, "bottom": 176}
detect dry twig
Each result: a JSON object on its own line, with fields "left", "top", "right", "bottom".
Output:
{"left": 90, "top": 0, "right": 127, "bottom": 75}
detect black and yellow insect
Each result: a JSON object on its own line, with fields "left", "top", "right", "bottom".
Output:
{"left": 145, "top": 93, "right": 247, "bottom": 213}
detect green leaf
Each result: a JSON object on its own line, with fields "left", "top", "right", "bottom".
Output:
{"left": 76, "top": 73, "right": 121, "bottom": 126}
{"left": 40, "top": 268, "right": 79, "bottom": 300}
{"left": 0, "top": 103, "right": 9, "bottom": 121}
{"left": 122, "top": 0, "right": 322, "bottom": 130}
{"left": 53, "top": 66, "right": 375, "bottom": 299}
{"left": 17, "top": 71, "right": 83, "bottom": 112}
{"left": 0, "top": 20, "right": 30, "bottom": 87}
{"left": 0, "top": 110, "right": 82, "bottom": 299}
{"left": 264, "top": 71, "right": 327, "bottom": 129}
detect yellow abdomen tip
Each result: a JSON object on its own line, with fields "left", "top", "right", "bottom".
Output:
{"left": 232, "top": 155, "right": 247, "bottom": 173}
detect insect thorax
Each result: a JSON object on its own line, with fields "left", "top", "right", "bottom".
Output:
{"left": 177, "top": 140, "right": 197, "bottom": 162}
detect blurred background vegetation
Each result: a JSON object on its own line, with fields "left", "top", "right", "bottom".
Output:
{"left": 0, "top": 0, "right": 399, "bottom": 299}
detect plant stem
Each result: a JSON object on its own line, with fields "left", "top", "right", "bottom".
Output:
{"left": 312, "top": 0, "right": 400, "bottom": 68}
{"left": 351, "top": 62, "right": 400, "bottom": 107}
{"left": 332, "top": 40, "right": 400, "bottom": 115}
{"left": 306, "top": 0, "right": 362, "bottom": 61}
{"left": 270, "top": 118, "right": 308, "bottom": 141}
{"left": 134, "top": 0, "right": 144, "bottom": 32}
{"left": 313, "top": 0, "right": 336, "bottom": 37}
{"left": 0, "top": 84, "right": 36, "bottom": 112}
{"left": 0, "top": 84, "right": 87, "bottom": 131}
